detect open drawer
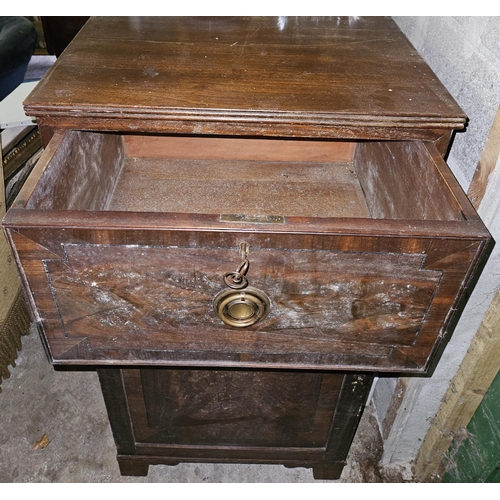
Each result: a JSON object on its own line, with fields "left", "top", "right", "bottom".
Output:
{"left": 2, "top": 130, "right": 493, "bottom": 372}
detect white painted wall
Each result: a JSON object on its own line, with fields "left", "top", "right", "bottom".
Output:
{"left": 395, "top": 17, "right": 500, "bottom": 189}
{"left": 373, "top": 16, "right": 500, "bottom": 466}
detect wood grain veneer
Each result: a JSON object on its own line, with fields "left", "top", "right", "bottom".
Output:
{"left": 25, "top": 17, "right": 466, "bottom": 143}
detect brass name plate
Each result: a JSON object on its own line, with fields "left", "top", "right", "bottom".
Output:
{"left": 220, "top": 214, "right": 285, "bottom": 224}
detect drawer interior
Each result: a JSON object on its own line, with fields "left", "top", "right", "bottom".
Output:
{"left": 23, "top": 131, "right": 465, "bottom": 222}
{"left": 109, "top": 137, "right": 369, "bottom": 218}
{"left": 8, "top": 130, "right": 490, "bottom": 372}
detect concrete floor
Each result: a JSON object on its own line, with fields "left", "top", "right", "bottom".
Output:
{"left": 0, "top": 325, "right": 409, "bottom": 483}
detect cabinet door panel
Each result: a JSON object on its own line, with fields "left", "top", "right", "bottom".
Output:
{"left": 123, "top": 368, "right": 343, "bottom": 448}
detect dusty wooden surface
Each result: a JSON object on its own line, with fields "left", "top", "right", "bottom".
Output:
{"left": 25, "top": 17, "right": 465, "bottom": 143}
{"left": 99, "top": 367, "right": 373, "bottom": 479}
{"left": 3, "top": 131, "right": 492, "bottom": 372}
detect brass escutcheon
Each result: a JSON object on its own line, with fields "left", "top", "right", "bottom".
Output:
{"left": 213, "top": 287, "right": 270, "bottom": 327}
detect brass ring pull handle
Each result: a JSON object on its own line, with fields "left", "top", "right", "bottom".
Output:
{"left": 215, "top": 242, "right": 270, "bottom": 327}
{"left": 213, "top": 288, "right": 270, "bottom": 327}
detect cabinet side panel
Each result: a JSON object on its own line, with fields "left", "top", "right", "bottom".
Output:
{"left": 97, "top": 368, "right": 137, "bottom": 455}
{"left": 324, "top": 373, "right": 374, "bottom": 462}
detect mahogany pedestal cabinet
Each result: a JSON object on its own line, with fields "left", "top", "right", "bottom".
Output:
{"left": 2, "top": 17, "right": 493, "bottom": 480}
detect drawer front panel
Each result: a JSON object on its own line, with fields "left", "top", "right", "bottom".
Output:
{"left": 44, "top": 244, "right": 439, "bottom": 346}
{"left": 9, "top": 227, "right": 484, "bottom": 372}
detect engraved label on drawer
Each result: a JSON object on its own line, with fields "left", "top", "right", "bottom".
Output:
{"left": 41, "top": 243, "right": 443, "bottom": 369}
{"left": 220, "top": 214, "right": 285, "bottom": 224}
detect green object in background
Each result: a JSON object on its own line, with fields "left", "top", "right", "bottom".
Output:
{"left": 443, "top": 368, "right": 500, "bottom": 482}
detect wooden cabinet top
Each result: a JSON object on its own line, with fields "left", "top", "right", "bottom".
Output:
{"left": 25, "top": 16, "right": 465, "bottom": 140}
